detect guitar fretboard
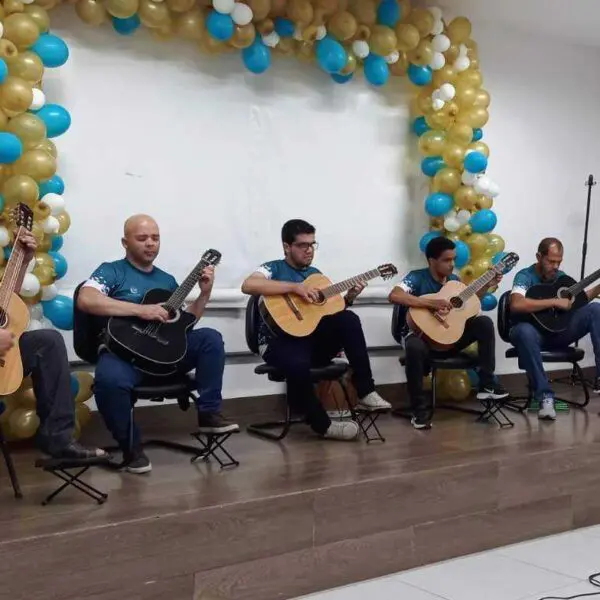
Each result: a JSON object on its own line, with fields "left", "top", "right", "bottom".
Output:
{"left": 457, "top": 265, "right": 501, "bottom": 303}
{"left": 0, "top": 227, "right": 27, "bottom": 312}
{"left": 568, "top": 267, "right": 600, "bottom": 297}
{"left": 164, "top": 258, "right": 214, "bottom": 310}
{"left": 321, "top": 269, "right": 381, "bottom": 299}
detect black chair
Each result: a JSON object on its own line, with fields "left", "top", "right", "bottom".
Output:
{"left": 391, "top": 304, "right": 514, "bottom": 428}
{"left": 0, "top": 402, "right": 22, "bottom": 499}
{"left": 72, "top": 283, "right": 239, "bottom": 473}
{"left": 244, "top": 296, "right": 386, "bottom": 442}
{"left": 497, "top": 291, "right": 590, "bottom": 412}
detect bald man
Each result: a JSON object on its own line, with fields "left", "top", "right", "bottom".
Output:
{"left": 77, "top": 215, "right": 238, "bottom": 474}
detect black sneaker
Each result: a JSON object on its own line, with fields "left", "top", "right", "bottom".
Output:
{"left": 197, "top": 412, "right": 240, "bottom": 434}
{"left": 476, "top": 383, "right": 509, "bottom": 401}
{"left": 593, "top": 378, "right": 600, "bottom": 394}
{"left": 411, "top": 416, "right": 432, "bottom": 430}
{"left": 124, "top": 448, "right": 152, "bottom": 474}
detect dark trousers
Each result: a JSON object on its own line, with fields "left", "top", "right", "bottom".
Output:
{"left": 19, "top": 330, "right": 75, "bottom": 454}
{"left": 263, "top": 310, "right": 375, "bottom": 435}
{"left": 94, "top": 328, "right": 225, "bottom": 451}
{"left": 404, "top": 315, "right": 496, "bottom": 420}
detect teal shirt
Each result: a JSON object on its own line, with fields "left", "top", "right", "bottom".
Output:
{"left": 511, "top": 264, "right": 566, "bottom": 296}
{"left": 86, "top": 259, "right": 178, "bottom": 303}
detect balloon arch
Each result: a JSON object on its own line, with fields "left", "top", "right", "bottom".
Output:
{"left": 0, "top": 0, "right": 504, "bottom": 437}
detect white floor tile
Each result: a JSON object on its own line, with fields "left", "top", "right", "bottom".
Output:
{"left": 517, "top": 580, "right": 600, "bottom": 600}
{"left": 395, "top": 553, "right": 577, "bottom": 600}
{"left": 295, "top": 577, "right": 448, "bottom": 600}
{"left": 498, "top": 530, "right": 600, "bottom": 580}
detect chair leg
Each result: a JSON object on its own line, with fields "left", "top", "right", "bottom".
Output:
{"left": 338, "top": 378, "right": 386, "bottom": 443}
{"left": 0, "top": 428, "right": 22, "bottom": 499}
{"left": 247, "top": 399, "right": 304, "bottom": 441}
{"left": 565, "top": 363, "right": 591, "bottom": 409}
{"left": 190, "top": 431, "right": 240, "bottom": 469}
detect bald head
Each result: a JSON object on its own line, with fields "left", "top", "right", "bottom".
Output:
{"left": 122, "top": 214, "right": 160, "bottom": 270}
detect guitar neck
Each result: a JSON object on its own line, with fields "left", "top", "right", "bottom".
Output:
{"left": 569, "top": 267, "right": 600, "bottom": 296}
{"left": 0, "top": 227, "right": 27, "bottom": 311}
{"left": 321, "top": 269, "right": 381, "bottom": 299}
{"left": 457, "top": 268, "right": 497, "bottom": 302}
{"left": 164, "top": 259, "right": 210, "bottom": 310}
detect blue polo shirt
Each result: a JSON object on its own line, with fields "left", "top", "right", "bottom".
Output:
{"left": 511, "top": 264, "right": 566, "bottom": 296}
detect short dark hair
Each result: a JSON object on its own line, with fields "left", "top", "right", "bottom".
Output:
{"left": 426, "top": 236, "right": 456, "bottom": 260}
{"left": 281, "top": 219, "right": 315, "bottom": 245}
{"left": 537, "top": 237, "right": 563, "bottom": 256}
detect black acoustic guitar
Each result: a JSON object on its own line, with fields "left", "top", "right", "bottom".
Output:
{"left": 105, "top": 249, "right": 221, "bottom": 376}
{"left": 525, "top": 266, "right": 600, "bottom": 334}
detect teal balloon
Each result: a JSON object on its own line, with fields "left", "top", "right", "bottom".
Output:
{"left": 481, "top": 293, "right": 498, "bottom": 311}
{"left": 206, "top": 10, "right": 234, "bottom": 41}
{"left": 0, "top": 132, "right": 23, "bottom": 164}
{"left": 412, "top": 116, "right": 430, "bottom": 136}
{"left": 377, "top": 0, "right": 401, "bottom": 27}
{"left": 472, "top": 128, "right": 483, "bottom": 142}
{"left": 331, "top": 72, "right": 353, "bottom": 84}
{"left": 242, "top": 39, "right": 271, "bottom": 74}
{"left": 408, "top": 64, "right": 432, "bottom": 86}
{"left": 470, "top": 209, "right": 497, "bottom": 233}
{"left": 0, "top": 59, "right": 7, "bottom": 84}
{"left": 51, "top": 235, "right": 64, "bottom": 251}
{"left": 42, "top": 295, "right": 73, "bottom": 330}
{"left": 316, "top": 37, "right": 347, "bottom": 74}
{"left": 464, "top": 151, "right": 488, "bottom": 173}
{"left": 419, "top": 231, "right": 441, "bottom": 253}
{"left": 48, "top": 250, "right": 68, "bottom": 279}
{"left": 364, "top": 54, "right": 389, "bottom": 86}
{"left": 112, "top": 15, "right": 141, "bottom": 35}
{"left": 454, "top": 240, "right": 471, "bottom": 268}
{"left": 70, "top": 374, "right": 80, "bottom": 398}
{"left": 35, "top": 104, "right": 71, "bottom": 138}
{"left": 31, "top": 33, "right": 69, "bottom": 68}
{"left": 425, "top": 192, "right": 453, "bottom": 217}
{"left": 0, "top": 195, "right": 4, "bottom": 213}
{"left": 421, "top": 156, "right": 445, "bottom": 177}
{"left": 39, "top": 175, "right": 64, "bottom": 197}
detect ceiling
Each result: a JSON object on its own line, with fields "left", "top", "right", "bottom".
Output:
{"left": 436, "top": 0, "right": 600, "bottom": 48}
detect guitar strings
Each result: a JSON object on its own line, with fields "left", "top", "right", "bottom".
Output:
{"left": 0, "top": 225, "right": 27, "bottom": 315}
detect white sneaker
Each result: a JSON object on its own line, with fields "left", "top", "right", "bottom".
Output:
{"left": 538, "top": 397, "right": 557, "bottom": 421}
{"left": 357, "top": 391, "right": 392, "bottom": 411}
{"left": 323, "top": 420, "right": 360, "bottom": 441}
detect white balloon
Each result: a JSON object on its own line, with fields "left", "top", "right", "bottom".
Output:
{"left": 21, "top": 0, "right": 36, "bottom": 4}
{"left": 456, "top": 209, "right": 472, "bottom": 225}
{"left": 40, "top": 317, "right": 54, "bottom": 329}
{"left": 432, "top": 34, "right": 451, "bottom": 53}
{"left": 20, "top": 273, "right": 41, "bottom": 298}
{"left": 488, "top": 181, "right": 501, "bottom": 198}
{"left": 429, "top": 52, "right": 446, "bottom": 71}
{"left": 30, "top": 88, "right": 46, "bottom": 111}
{"left": 474, "top": 175, "right": 491, "bottom": 195}
{"left": 28, "top": 319, "right": 44, "bottom": 332}
{"left": 42, "top": 193, "right": 65, "bottom": 216}
{"left": 293, "top": 27, "right": 303, "bottom": 41}
{"left": 439, "top": 83, "right": 456, "bottom": 101}
{"left": 231, "top": 2, "right": 253, "bottom": 25}
{"left": 352, "top": 40, "right": 370, "bottom": 59}
{"left": 42, "top": 216, "right": 60, "bottom": 234}
{"left": 432, "top": 98, "right": 445, "bottom": 111}
{"left": 462, "top": 171, "right": 478, "bottom": 186}
{"left": 428, "top": 6, "right": 443, "bottom": 20}
{"left": 459, "top": 43, "right": 469, "bottom": 56}
{"left": 444, "top": 217, "right": 461, "bottom": 233}
{"left": 262, "top": 31, "right": 280, "bottom": 47}
{"left": 454, "top": 56, "right": 471, "bottom": 72}
{"left": 26, "top": 259, "right": 36, "bottom": 273}
{"left": 431, "top": 19, "right": 444, "bottom": 35}
{"left": 213, "top": 0, "right": 235, "bottom": 14}
{"left": 0, "top": 23, "right": 4, "bottom": 39}
{"left": 29, "top": 304, "right": 43, "bottom": 320}
{"left": 41, "top": 284, "right": 58, "bottom": 302}
{"left": 385, "top": 50, "right": 400, "bottom": 64}
{"left": 0, "top": 226, "right": 9, "bottom": 247}
{"left": 315, "top": 25, "right": 327, "bottom": 41}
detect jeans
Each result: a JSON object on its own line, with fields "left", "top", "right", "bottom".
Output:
{"left": 263, "top": 310, "right": 375, "bottom": 435}
{"left": 509, "top": 303, "right": 600, "bottom": 400}
{"left": 94, "top": 328, "right": 225, "bottom": 450}
{"left": 404, "top": 315, "right": 496, "bottom": 421}
{"left": 19, "top": 330, "right": 75, "bottom": 454}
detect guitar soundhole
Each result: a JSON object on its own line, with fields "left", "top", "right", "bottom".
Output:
{"left": 557, "top": 287, "right": 572, "bottom": 300}
{"left": 0, "top": 308, "right": 8, "bottom": 329}
{"left": 165, "top": 308, "right": 180, "bottom": 324}
{"left": 313, "top": 291, "right": 326, "bottom": 305}
{"left": 450, "top": 297, "right": 463, "bottom": 309}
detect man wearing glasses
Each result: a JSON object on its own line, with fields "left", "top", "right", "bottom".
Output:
{"left": 241, "top": 219, "right": 391, "bottom": 441}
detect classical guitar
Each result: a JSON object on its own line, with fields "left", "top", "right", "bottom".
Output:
{"left": 105, "top": 249, "right": 221, "bottom": 376}
{"left": 0, "top": 204, "right": 34, "bottom": 396}
{"left": 260, "top": 263, "right": 398, "bottom": 338}
{"left": 407, "top": 252, "right": 519, "bottom": 350}
{"left": 524, "top": 267, "right": 600, "bottom": 334}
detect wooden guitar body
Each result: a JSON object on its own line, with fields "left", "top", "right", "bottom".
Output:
{"left": 0, "top": 293, "right": 30, "bottom": 395}
{"left": 407, "top": 280, "right": 481, "bottom": 350}
{"left": 261, "top": 273, "right": 346, "bottom": 338}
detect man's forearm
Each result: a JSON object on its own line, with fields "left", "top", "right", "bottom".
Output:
{"left": 77, "top": 288, "right": 141, "bottom": 317}
{"left": 187, "top": 294, "right": 209, "bottom": 320}
{"left": 241, "top": 278, "right": 298, "bottom": 296}
{"left": 586, "top": 283, "right": 600, "bottom": 301}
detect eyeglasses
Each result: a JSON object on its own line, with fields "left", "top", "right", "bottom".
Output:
{"left": 292, "top": 242, "right": 319, "bottom": 251}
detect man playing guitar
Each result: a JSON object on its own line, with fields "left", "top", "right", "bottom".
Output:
{"left": 77, "top": 214, "right": 238, "bottom": 474}
{"left": 509, "top": 238, "right": 600, "bottom": 420}
{"left": 389, "top": 236, "right": 508, "bottom": 429}
{"left": 0, "top": 231, "right": 105, "bottom": 460}
{"left": 241, "top": 219, "right": 391, "bottom": 442}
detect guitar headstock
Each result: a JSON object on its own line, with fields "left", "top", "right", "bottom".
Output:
{"left": 9, "top": 203, "right": 34, "bottom": 232}
{"left": 494, "top": 252, "right": 519, "bottom": 274}
{"left": 201, "top": 248, "right": 222, "bottom": 267}
{"left": 377, "top": 263, "right": 398, "bottom": 280}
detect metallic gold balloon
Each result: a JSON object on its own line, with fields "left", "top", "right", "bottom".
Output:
{"left": 23, "top": 5, "right": 51, "bottom": 32}
{"left": 348, "top": 0, "right": 376, "bottom": 26}
{"left": 270, "top": 0, "right": 286, "bottom": 17}
{"left": 447, "top": 16, "right": 472, "bottom": 44}
{"left": 56, "top": 211, "right": 71, "bottom": 235}
{"left": 247, "top": 0, "right": 271, "bottom": 20}
{"left": 75, "top": 0, "right": 107, "bottom": 24}
{"left": 255, "top": 18, "right": 274, "bottom": 35}
{"left": 471, "top": 256, "right": 492, "bottom": 279}
{"left": 35, "top": 138, "right": 58, "bottom": 158}
{"left": 468, "top": 141, "right": 489, "bottom": 158}
{"left": 106, "top": 0, "right": 139, "bottom": 18}
{"left": 485, "top": 234, "right": 505, "bottom": 258}
{"left": 31, "top": 221, "right": 44, "bottom": 244}
{"left": 445, "top": 43, "right": 460, "bottom": 63}
{"left": 173, "top": 7, "right": 204, "bottom": 40}
{"left": 12, "top": 149, "right": 57, "bottom": 182}
{"left": 287, "top": 0, "right": 313, "bottom": 26}
{"left": 0, "top": 40, "right": 19, "bottom": 61}
{"left": 476, "top": 195, "right": 493, "bottom": 210}
{"left": 389, "top": 51, "right": 408, "bottom": 76}
{"left": 473, "top": 89, "right": 490, "bottom": 108}
{"left": 73, "top": 371, "right": 95, "bottom": 403}
{"left": 328, "top": 11, "right": 357, "bottom": 40}
{"left": 425, "top": 109, "right": 451, "bottom": 131}
{"left": 230, "top": 23, "right": 255, "bottom": 48}
{"left": 139, "top": 0, "right": 171, "bottom": 28}
{"left": 3, "top": 13, "right": 41, "bottom": 49}
{"left": 457, "top": 106, "right": 489, "bottom": 129}
{"left": 407, "top": 7, "right": 433, "bottom": 36}
{"left": 454, "top": 82, "right": 477, "bottom": 108}
{"left": 8, "top": 408, "right": 40, "bottom": 439}
{"left": 151, "top": 25, "right": 174, "bottom": 41}
{"left": 15, "top": 378, "right": 36, "bottom": 409}
{"left": 454, "top": 186, "right": 477, "bottom": 211}
{"left": 398, "top": 0, "right": 411, "bottom": 20}
{"left": 445, "top": 232, "right": 460, "bottom": 242}
{"left": 33, "top": 199, "right": 51, "bottom": 220}
{"left": 38, "top": 233, "right": 52, "bottom": 251}
{"left": 35, "top": 0, "right": 59, "bottom": 9}
{"left": 340, "top": 51, "right": 357, "bottom": 75}
{"left": 6, "top": 51, "right": 44, "bottom": 84}
{"left": 433, "top": 168, "right": 461, "bottom": 194}
{"left": 467, "top": 233, "right": 488, "bottom": 258}
{"left": 3, "top": 175, "right": 39, "bottom": 206}
{"left": 458, "top": 69, "right": 483, "bottom": 89}
{"left": 4, "top": 0, "right": 25, "bottom": 17}
{"left": 0, "top": 111, "right": 8, "bottom": 131}
{"left": 432, "top": 64, "right": 457, "bottom": 88}
{"left": 315, "top": 0, "right": 341, "bottom": 17}
{"left": 76, "top": 403, "right": 92, "bottom": 428}
{"left": 198, "top": 35, "right": 226, "bottom": 54}
{"left": 0, "top": 76, "right": 33, "bottom": 117}
{"left": 394, "top": 23, "right": 419, "bottom": 51}
{"left": 448, "top": 123, "right": 473, "bottom": 147}
{"left": 408, "top": 39, "right": 433, "bottom": 67}
{"left": 459, "top": 264, "right": 475, "bottom": 284}
{"left": 444, "top": 370, "right": 471, "bottom": 401}
{"left": 35, "top": 251, "right": 55, "bottom": 270}
{"left": 22, "top": 290, "right": 43, "bottom": 306}
{"left": 273, "top": 37, "right": 294, "bottom": 55}
{"left": 369, "top": 25, "right": 397, "bottom": 57}
{"left": 416, "top": 86, "right": 434, "bottom": 113}
{"left": 418, "top": 130, "right": 446, "bottom": 157}
{"left": 430, "top": 217, "right": 444, "bottom": 231}
{"left": 166, "top": 0, "right": 195, "bottom": 12}
{"left": 301, "top": 24, "right": 321, "bottom": 42}
{"left": 33, "top": 263, "right": 55, "bottom": 286}
{"left": 6, "top": 113, "right": 47, "bottom": 150}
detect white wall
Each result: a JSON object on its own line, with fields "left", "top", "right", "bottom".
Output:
{"left": 44, "top": 6, "right": 600, "bottom": 402}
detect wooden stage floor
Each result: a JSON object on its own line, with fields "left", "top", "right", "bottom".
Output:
{"left": 2, "top": 385, "right": 600, "bottom": 600}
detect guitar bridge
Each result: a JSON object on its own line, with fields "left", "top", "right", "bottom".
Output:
{"left": 433, "top": 313, "right": 450, "bottom": 329}
{"left": 132, "top": 324, "right": 169, "bottom": 346}
{"left": 284, "top": 295, "right": 303, "bottom": 321}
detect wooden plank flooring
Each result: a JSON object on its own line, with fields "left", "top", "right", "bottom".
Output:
{"left": 1, "top": 381, "right": 600, "bottom": 600}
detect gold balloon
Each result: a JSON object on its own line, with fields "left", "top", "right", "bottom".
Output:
{"left": 38, "top": 233, "right": 52, "bottom": 251}
{"left": 6, "top": 51, "right": 44, "bottom": 84}
{"left": 458, "top": 69, "right": 483, "bottom": 89}
{"left": 447, "top": 123, "right": 473, "bottom": 146}
{"left": 6, "top": 113, "right": 47, "bottom": 150}
{"left": 35, "top": 251, "right": 55, "bottom": 270}
{"left": 12, "top": 149, "right": 57, "bottom": 182}
{"left": 467, "top": 233, "right": 488, "bottom": 258}
{"left": 73, "top": 371, "right": 95, "bottom": 403}
{"left": 369, "top": 25, "right": 397, "bottom": 57}
{"left": 247, "top": 0, "right": 271, "bottom": 20}
{"left": 4, "top": 0, "right": 25, "bottom": 14}
{"left": 432, "top": 64, "right": 457, "bottom": 87}
{"left": 198, "top": 35, "right": 226, "bottom": 54}
{"left": 441, "top": 142, "right": 465, "bottom": 169}
{"left": 473, "top": 89, "right": 491, "bottom": 108}
{"left": 423, "top": 374, "right": 432, "bottom": 392}
{"left": 389, "top": 51, "right": 408, "bottom": 76}
{"left": 8, "top": 408, "right": 40, "bottom": 439}
{"left": 468, "top": 141, "right": 489, "bottom": 158}
{"left": 0, "top": 110, "right": 8, "bottom": 130}
{"left": 0, "top": 40, "right": 19, "bottom": 62}
{"left": 430, "top": 217, "right": 444, "bottom": 231}
{"left": 408, "top": 39, "right": 433, "bottom": 67}
{"left": 407, "top": 7, "right": 433, "bottom": 36}
{"left": 3, "top": 175, "right": 39, "bottom": 206}
{"left": 445, "top": 43, "right": 460, "bottom": 63}
{"left": 444, "top": 370, "right": 471, "bottom": 401}
{"left": 471, "top": 256, "right": 492, "bottom": 279}
{"left": 35, "top": 0, "right": 59, "bottom": 9}
{"left": 75, "top": 0, "right": 107, "bottom": 25}
{"left": 76, "top": 403, "right": 92, "bottom": 428}
{"left": 433, "top": 168, "right": 461, "bottom": 194}
{"left": 348, "top": 0, "right": 376, "bottom": 26}
{"left": 394, "top": 23, "right": 419, "bottom": 51}
{"left": 3, "top": 13, "right": 40, "bottom": 49}
{"left": 447, "top": 16, "right": 471, "bottom": 44}
{"left": 458, "top": 223, "right": 472, "bottom": 239}
{"left": 56, "top": 211, "right": 71, "bottom": 235}
{"left": 425, "top": 109, "right": 452, "bottom": 130}
{"left": 416, "top": 86, "right": 434, "bottom": 113}
{"left": 139, "top": 0, "right": 171, "bottom": 28}
{"left": 31, "top": 221, "right": 44, "bottom": 244}
{"left": 0, "top": 76, "right": 33, "bottom": 117}
{"left": 174, "top": 7, "right": 205, "bottom": 39}
{"left": 273, "top": 37, "right": 294, "bottom": 55}
{"left": 485, "top": 234, "right": 505, "bottom": 257}
{"left": 459, "top": 264, "right": 475, "bottom": 284}
{"left": 35, "top": 138, "right": 58, "bottom": 158}
{"left": 454, "top": 82, "right": 477, "bottom": 107}
{"left": 315, "top": 0, "right": 342, "bottom": 17}
{"left": 398, "top": 0, "right": 411, "bottom": 20}
{"left": 454, "top": 186, "right": 477, "bottom": 211}
{"left": 33, "top": 263, "right": 55, "bottom": 285}
{"left": 33, "top": 199, "right": 51, "bottom": 220}
{"left": 255, "top": 18, "right": 274, "bottom": 35}
{"left": 445, "top": 232, "right": 460, "bottom": 242}
{"left": 476, "top": 195, "right": 493, "bottom": 210}
{"left": 328, "top": 11, "right": 357, "bottom": 41}
{"left": 463, "top": 342, "right": 478, "bottom": 356}
{"left": 15, "top": 379, "right": 36, "bottom": 410}
{"left": 166, "top": 0, "right": 195, "bottom": 12}
{"left": 106, "top": 0, "right": 139, "bottom": 18}
{"left": 301, "top": 24, "right": 321, "bottom": 43}
{"left": 457, "top": 106, "right": 489, "bottom": 129}
{"left": 23, "top": 5, "right": 51, "bottom": 32}
{"left": 418, "top": 129, "right": 446, "bottom": 157}
{"left": 287, "top": 0, "right": 313, "bottom": 26}
{"left": 340, "top": 51, "right": 357, "bottom": 75}
{"left": 230, "top": 23, "right": 256, "bottom": 48}
{"left": 270, "top": 0, "right": 286, "bottom": 16}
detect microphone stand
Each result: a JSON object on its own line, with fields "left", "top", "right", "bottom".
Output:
{"left": 553, "top": 174, "right": 597, "bottom": 388}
